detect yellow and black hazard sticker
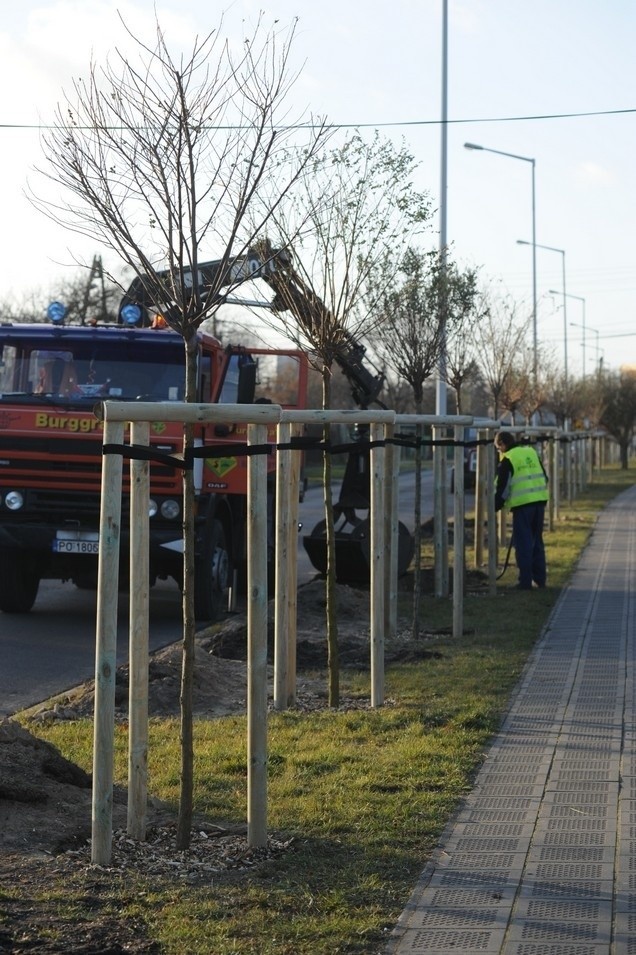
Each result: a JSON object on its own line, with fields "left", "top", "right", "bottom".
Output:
{"left": 205, "top": 456, "right": 238, "bottom": 478}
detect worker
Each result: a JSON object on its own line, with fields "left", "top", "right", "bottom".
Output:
{"left": 494, "top": 431, "right": 549, "bottom": 591}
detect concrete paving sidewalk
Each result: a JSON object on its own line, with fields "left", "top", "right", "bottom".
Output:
{"left": 387, "top": 483, "right": 636, "bottom": 955}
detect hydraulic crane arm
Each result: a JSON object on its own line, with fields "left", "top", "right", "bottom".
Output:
{"left": 252, "top": 247, "right": 386, "bottom": 411}
{"left": 119, "top": 247, "right": 384, "bottom": 412}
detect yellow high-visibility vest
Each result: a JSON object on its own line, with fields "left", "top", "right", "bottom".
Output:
{"left": 500, "top": 445, "right": 549, "bottom": 509}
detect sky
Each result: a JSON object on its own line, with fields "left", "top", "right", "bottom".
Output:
{"left": 1, "top": 0, "right": 635, "bottom": 375}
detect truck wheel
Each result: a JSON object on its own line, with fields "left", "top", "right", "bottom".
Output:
{"left": 0, "top": 553, "right": 40, "bottom": 613}
{"left": 194, "top": 519, "right": 230, "bottom": 621}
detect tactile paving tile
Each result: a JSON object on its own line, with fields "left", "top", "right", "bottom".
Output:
{"left": 433, "top": 870, "right": 511, "bottom": 889}
{"left": 512, "top": 897, "right": 612, "bottom": 921}
{"left": 462, "top": 798, "right": 541, "bottom": 819}
{"left": 441, "top": 851, "right": 526, "bottom": 869}
{"left": 504, "top": 944, "right": 607, "bottom": 954}
{"left": 505, "top": 920, "right": 609, "bottom": 943}
{"left": 527, "top": 861, "right": 614, "bottom": 882}
{"left": 521, "top": 879, "right": 611, "bottom": 900}
{"left": 468, "top": 810, "right": 538, "bottom": 824}
{"left": 544, "top": 791, "right": 614, "bottom": 807}
{"left": 537, "top": 831, "right": 608, "bottom": 847}
{"left": 545, "top": 816, "right": 613, "bottom": 834}
{"left": 407, "top": 907, "right": 503, "bottom": 929}
{"left": 402, "top": 927, "right": 506, "bottom": 953}
{"left": 544, "top": 780, "right": 614, "bottom": 795}
{"left": 427, "top": 887, "right": 517, "bottom": 907}
{"left": 530, "top": 846, "right": 615, "bottom": 865}
{"left": 453, "top": 837, "right": 529, "bottom": 853}
{"left": 453, "top": 822, "right": 534, "bottom": 838}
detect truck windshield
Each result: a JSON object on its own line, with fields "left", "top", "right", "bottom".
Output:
{"left": 0, "top": 338, "right": 185, "bottom": 401}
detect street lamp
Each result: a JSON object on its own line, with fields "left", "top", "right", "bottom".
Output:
{"left": 569, "top": 322, "right": 595, "bottom": 376}
{"left": 437, "top": 0, "right": 449, "bottom": 417}
{"left": 464, "top": 142, "right": 537, "bottom": 384}
{"left": 566, "top": 316, "right": 600, "bottom": 376}
{"left": 519, "top": 241, "right": 568, "bottom": 389}
{"left": 549, "top": 290, "right": 586, "bottom": 376}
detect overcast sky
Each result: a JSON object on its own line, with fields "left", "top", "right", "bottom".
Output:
{"left": 1, "top": 0, "right": 634, "bottom": 373}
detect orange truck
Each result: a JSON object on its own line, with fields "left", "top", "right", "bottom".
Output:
{"left": 0, "top": 310, "right": 308, "bottom": 619}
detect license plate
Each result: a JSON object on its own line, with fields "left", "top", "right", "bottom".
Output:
{"left": 53, "top": 537, "right": 99, "bottom": 555}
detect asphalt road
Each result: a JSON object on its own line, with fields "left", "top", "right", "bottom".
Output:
{"left": 0, "top": 579, "right": 183, "bottom": 717}
{"left": 0, "top": 468, "right": 443, "bottom": 717}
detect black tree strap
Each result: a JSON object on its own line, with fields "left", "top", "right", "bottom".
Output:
{"left": 102, "top": 431, "right": 498, "bottom": 469}
{"left": 102, "top": 442, "right": 274, "bottom": 471}
{"left": 102, "top": 443, "right": 190, "bottom": 469}
{"left": 387, "top": 435, "right": 491, "bottom": 450}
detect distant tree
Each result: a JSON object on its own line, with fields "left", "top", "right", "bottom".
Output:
{"left": 457, "top": 369, "right": 492, "bottom": 418}
{"left": 46, "top": 259, "right": 122, "bottom": 325}
{"left": 0, "top": 293, "right": 40, "bottom": 324}
{"left": 0, "top": 262, "right": 122, "bottom": 326}
{"left": 446, "top": 357, "right": 481, "bottom": 416}
{"left": 381, "top": 373, "right": 417, "bottom": 414}
{"left": 368, "top": 249, "right": 481, "bottom": 637}
{"left": 499, "top": 353, "right": 532, "bottom": 424}
{"left": 523, "top": 344, "right": 560, "bottom": 423}
{"left": 599, "top": 368, "right": 636, "bottom": 468}
{"left": 472, "top": 285, "right": 529, "bottom": 419}
{"left": 370, "top": 248, "right": 446, "bottom": 414}
{"left": 56, "top": 257, "right": 119, "bottom": 324}
{"left": 576, "top": 371, "right": 607, "bottom": 429}
{"left": 442, "top": 265, "right": 483, "bottom": 415}
{"left": 305, "top": 362, "right": 358, "bottom": 411}
{"left": 369, "top": 248, "right": 445, "bottom": 636}
{"left": 546, "top": 368, "right": 584, "bottom": 429}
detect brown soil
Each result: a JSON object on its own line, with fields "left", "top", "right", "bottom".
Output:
{"left": 0, "top": 576, "right": 472, "bottom": 953}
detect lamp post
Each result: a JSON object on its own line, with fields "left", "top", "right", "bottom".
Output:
{"left": 569, "top": 320, "right": 600, "bottom": 376}
{"left": 437, "top": 0, "right": 449, "bottom": 417}
{"left": 549, "top": 290, "right": 586, "bottom": 377}
{"left": 464, "top": 142, "right": 537, "bottom": 385}
{"left": 519, "top": 241, "right": 568, "bottom": 389}
{"left": 590, "top": 330, "right": 602, "bottom": 373}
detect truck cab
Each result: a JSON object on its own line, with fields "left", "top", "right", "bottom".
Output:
{"left": 0, "top": 319, "right": 307, "bottom": 618}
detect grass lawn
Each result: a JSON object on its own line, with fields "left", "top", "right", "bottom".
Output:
{"left": 26, "top": 465, "right": 634, "bottom": 954}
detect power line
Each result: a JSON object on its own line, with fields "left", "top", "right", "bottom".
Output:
{"left": 598, "top": 331, "right": 636, "bottom": 339}
{"left": 1, "top": 105, "right": 636, "bottom": 132}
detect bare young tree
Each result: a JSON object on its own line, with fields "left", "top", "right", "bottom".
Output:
{"left": 499, "top": 357, "right": 532, "bottom": 424}
{"left": 576, "top": 371, "right": 608, "bottom": 430}
{"left": 472, "top": 284, "right": 530, "bottom": 420}
{"left": 546, "top": 369, "right": 584, "bottom": 429}
{"left": 442, "top": 265, "right": 483, "bottom": 416}
{"left": 252, "top": 133, "right": 431, "bottom": 706}
{"left": 369, "top": 249, "right": 479, "bottom": 638}
{"left": 599, "top": 368, "right": 636, "bottom": 468}
{"left": 30, "top": 12, "right": 328, "bottom": 849}
{"left": 516, "top": 343, "right": 560, "bottom": 424}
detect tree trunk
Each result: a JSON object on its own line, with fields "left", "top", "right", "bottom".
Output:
{"left": 411, "top": 398, "right": 423, "bottom": 641}
{"left": 322, "top": 367, "right": 340, "bottom": 707}
{"left": 176, "top": 332, "right": 198, "bottom": 850}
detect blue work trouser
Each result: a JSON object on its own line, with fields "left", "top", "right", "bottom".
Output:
{"left": 511, "top": 501, "right": 547, "bottom": 589}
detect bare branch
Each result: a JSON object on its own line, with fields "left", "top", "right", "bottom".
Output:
{"left": 28, "top": 12, "right": 330, "bottom": 336}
